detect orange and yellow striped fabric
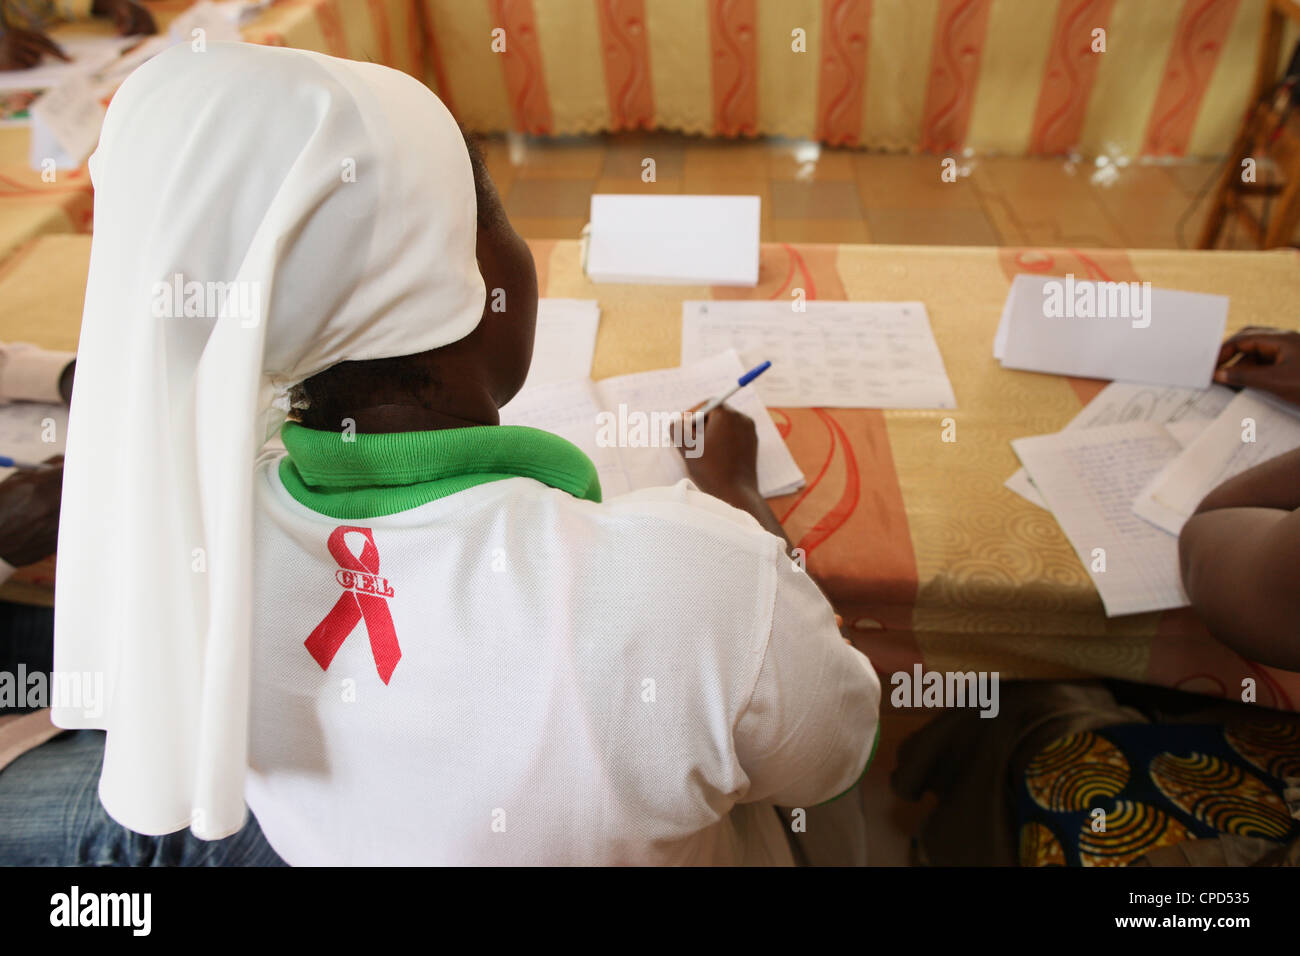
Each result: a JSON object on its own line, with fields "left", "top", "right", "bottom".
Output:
{"left": 425, "top": 0, "right": 1297, "bottom": 159}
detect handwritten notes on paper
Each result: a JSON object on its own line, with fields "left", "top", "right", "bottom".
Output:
{"left": 1005, "top": 382, "right": 1235, "bottom": 508}
{"left": 1012, "top": 423, "right": 1188, "bottom": 617}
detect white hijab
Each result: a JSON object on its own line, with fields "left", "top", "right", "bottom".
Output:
{"left": 52, "top": 42, "right": 485, "bottom": 839}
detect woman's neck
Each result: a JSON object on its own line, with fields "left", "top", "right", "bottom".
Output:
{"left": 302, "top": 402, "right": 499, "bottom": 434}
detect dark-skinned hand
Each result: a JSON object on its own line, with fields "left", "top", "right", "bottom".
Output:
{"left": 1213, "top": 328, "right": 1300, "bottom": 409}
{"left": 673, "top": 404, "right": 760, "bottom": 502}
{"left": 92, "top": 0, "right": 157, "bottom": 35}
{"left": 0, "top": 456, "right": 63, "bottom": 568}
{"left": 0, "top": 27, "right": 68, "bottom": 70}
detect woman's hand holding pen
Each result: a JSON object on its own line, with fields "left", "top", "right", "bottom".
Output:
{"left": 673, "top": 404, "right": 793, "bottom": 548}
{"left": 676, "top": 404, "right": 760, "bottom": 502}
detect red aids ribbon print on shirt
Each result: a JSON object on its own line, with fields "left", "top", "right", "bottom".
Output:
{"left": 305, "top": 526, "right": 401, "bottom": 684}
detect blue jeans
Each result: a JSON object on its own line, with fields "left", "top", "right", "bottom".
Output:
{"left": 0, "top": 601, "right": 284, "bottom": 866}
{"left": 0, "top": 729, "right": 287, "bottom": 866}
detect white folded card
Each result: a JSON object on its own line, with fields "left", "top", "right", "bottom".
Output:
{"left": 996, "top": 273, "right": 1228, "bottom": 388}
{"left": 586, "top": 194, "right": 760, "bottom": 286}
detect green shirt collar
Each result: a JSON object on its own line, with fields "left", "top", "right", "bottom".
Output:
{"left": 278, "top": 420, "right": 602, "bottom": 520}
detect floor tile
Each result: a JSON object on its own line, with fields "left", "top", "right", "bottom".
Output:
{"left": 769, "top": 180, "right": 866, "bottom": 220}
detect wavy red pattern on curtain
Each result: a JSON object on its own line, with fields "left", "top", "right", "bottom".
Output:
{"left": 595, "top": 0, "right": 656, "bottom": 131}
{"left": 815, "top": 0, "right": 872, "bottom": 147}
{"left": 918, "top": 0, "right": 993, "bottom": 154}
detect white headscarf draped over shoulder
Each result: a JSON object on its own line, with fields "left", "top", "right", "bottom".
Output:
{"left": 53, "top": 42, "right": 485, "bottom": 839}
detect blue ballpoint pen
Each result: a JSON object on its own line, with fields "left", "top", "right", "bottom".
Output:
{"left": 695, "top": 360, "right": 772, "bottom": 418}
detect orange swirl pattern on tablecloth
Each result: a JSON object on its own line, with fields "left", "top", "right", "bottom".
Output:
{"left": 1149, "top": 752, "right": 1293, "bottom": 839}
{"left": 1077, "top": 800, "right": 1192, "bottom": 867}
{"left": 1026, "top": 732, "right": 1129, "bottom": 812}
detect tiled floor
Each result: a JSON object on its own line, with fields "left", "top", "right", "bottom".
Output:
{"left": 479, "top": 131, "right": 1275, "bottom": 251}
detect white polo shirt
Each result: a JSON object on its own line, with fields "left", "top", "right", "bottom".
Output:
{"left": 245, "top": 422, "right": 881, "bottom": 865}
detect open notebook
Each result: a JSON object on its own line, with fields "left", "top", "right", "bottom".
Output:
{"left": 500, "top": 350, "right": 804, "bottom": 499}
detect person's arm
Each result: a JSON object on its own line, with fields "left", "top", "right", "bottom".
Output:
{"left": 1179, "top": 505, "right": 1300, "bottom": 672}
{"left": 0, "top": 2, "right": 69, "bottom": 70}
{"left": 1178, "top": 445, "right": 1300, "bottom": 672}
{"left": 1193, "top": 447, "right": 1300, "bottom": 514}
{"left": 0, "top": 343, "right": 75, "bottom": 405}
{"left": 733, "top": 552, "right": 881, "bottom": 808}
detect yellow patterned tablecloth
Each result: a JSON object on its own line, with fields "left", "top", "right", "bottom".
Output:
{"left": 0, "top": 0, "right": 423, "bottom": 263}
{"left": 526, "top": 237, "right": 1300, "bottom": 710}
{"left": 3, "top": 234, "right": 1299, "bottom": 708}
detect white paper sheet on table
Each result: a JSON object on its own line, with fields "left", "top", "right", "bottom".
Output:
{"left": 1012, "top": 423, "right": 1188, "bottom": 617}
{"left": 586, "top": 195, "right": 760, "bottom": 286}
{"left": 0, "top": 36, "right": 137, "bottom": 93}
{"left": 1132, "top": 390, "right": 1300, "bottom": 536}
{"left": 500, "top": 298, "right": 600, "bottom": 410}
{"left": 996, "top": 274, "right": 1228, "bottom": 388}
{"left": 501, "top": 349, "right": 804, "bottom": 499}
{"left": 0, "top": 402, "right": 67, "bottom": 480}
{"left": 1005, "top": 382, "right": 1234, "bottom": 508}
{"left": 680, "top": 300, "right": 956, "bottom": 409}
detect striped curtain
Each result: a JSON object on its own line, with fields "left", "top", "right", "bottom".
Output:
{"left": 418, "top": 0, "right": 1295, "bottom": 158}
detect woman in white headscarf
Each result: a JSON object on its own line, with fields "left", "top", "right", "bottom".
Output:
{"left": 44, "top": 40, "right": 489, "bottom": 848}
{"left": 16, "top": 40, "right": 879, "bottom": 867}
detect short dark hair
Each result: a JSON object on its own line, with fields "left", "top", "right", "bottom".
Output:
{"left": 460, "top": 125, "right": 507, "bottom": 233}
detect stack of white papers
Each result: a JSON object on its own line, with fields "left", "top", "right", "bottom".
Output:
{"left": 1008, "top": 383, "right": 1300, "bottom": 617}
{"left": 994, "top": 274, "right": 1227, "bottom": 388}
{"left": 586, "top": 195, "right": 760, "bottom": 286}
{"left": 1012, "top": 423, "right": 1189, "bottom": 617}
{"left": 1133, "top": 390, "right": 1300, "bottom": 536}
{"left": 1006, "top": 381, "right": 1234, "bottom": 507}
{"left": 500, "top": 349, "right": 804, "bottom": 499}
{"left": 681, "top": 300, "right": 956, "bottom": 409}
